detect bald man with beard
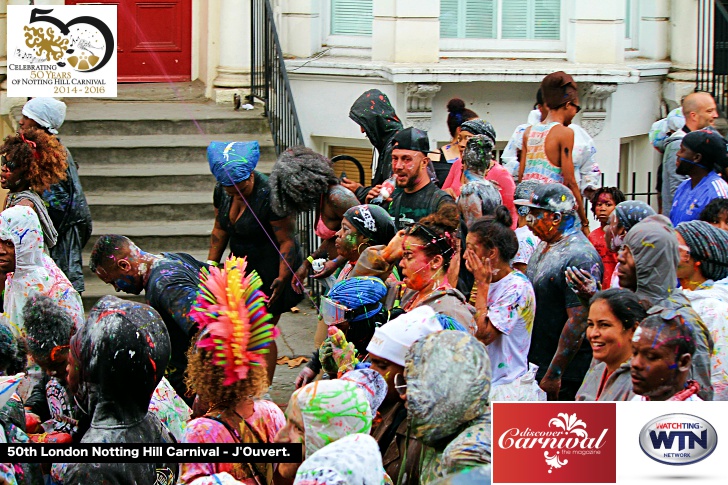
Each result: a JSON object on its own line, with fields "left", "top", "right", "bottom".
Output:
{"left": 661, "top": 92, "right": 719, "bottom": 218}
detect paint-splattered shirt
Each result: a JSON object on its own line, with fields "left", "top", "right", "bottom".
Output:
{"left": 486, "top": 271, "right": 536, "bottom": 386}
{"left": 513, "top": 225, "right": 540, "bottom": 266}
{"left": 386, "top": 182, "right": 454, "bottom": 231}
{"left": 526, "top": 230, "right": 603, "bottom": 383}
{"left": 145, "top": 253, "right": 203, "bottom": 401}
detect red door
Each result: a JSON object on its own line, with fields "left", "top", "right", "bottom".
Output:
{"left": 66, "top": 0, "right": 191, "bottom": 82}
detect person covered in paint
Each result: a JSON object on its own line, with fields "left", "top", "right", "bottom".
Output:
{"left": 518, "top": 72, "right": 591, "bottom": 233}
{"left": 295, "top": 276, "right": 389, "bottom": 388}
{"left": 366, "top": 306, "right": 463, "bottom": 483}
{"left": 455, "top": 135, "right": 506, "bottom": 228}
{"left": 60, "top": 296, "right": 178, "bottom": 485}
{"left": 293, "top": 433, "right": 388, "bottom": 485}
{"left": 207, "top": 140, "right": 303, "bottom": 384}
{"left": 267, "top": 146, "right": 360, "bottom": 294}
{"left": 369, "top": 127, "right": 455, "bottom": 231}
{"left": 675, "top": 220, "right": 728, "bottom": 400}
{"left": 464, "top": 207, "right": 543, "bottom": 401}
{"left": 576, "top": 289, "right": 647, "bottom": 401}
{"left": 22, "top": 294, "right": 78, "bottom": 441}
{"left": 616, "top": 215, "right": 714, "bottom": 400}
{"left": 0, "top": 206, "right": 84, "bottom": 336}
{"left": 181, "top": 256, "right": 285, "bottom": 484}
{"left": 699, "top": 196, "right": 728, "bottom": 230}
{"left": 274, "top": 378, "right": 374, "bottom": 480}
{"left": 353, "top": 204, "right": 477, "bottom": 333}
{"left": 307, "top": 204, "right": 397, "bottom": 358}
{"left": 0, "top": 128, "right": 68, "bottom": 250}
{"left": 514, "top": 183, "right": 603, "bottom": 400}
{"left": 342, "top": 89, "right": 404, "bottom": 201}
{"left": 89, "top": 234, "right": 205, "bottom": 403}
{"left": 511, "top": 180, "right": 541, "bottom": 274}
{"left": 587, "top": 187, "right": 626, "bottom": 289}
{"left": 19, "top": 97, "right": 93, "bottom": 294}
{"left": 404, "top": 330, "right": 492, "bottom": 482}
{"left": 502, "top": 88, "right": 601, "bottom": 197}
{"left": 670, "top": 128, "right": 728, "bottom": 226}
{"left": 630, "top": 313, "right": 702, "bottom": 401}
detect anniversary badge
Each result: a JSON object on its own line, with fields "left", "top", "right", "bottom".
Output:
{"left": 7, "top": 5, "right": 117, "bottom": 97}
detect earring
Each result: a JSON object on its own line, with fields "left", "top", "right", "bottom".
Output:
{"left": 357, "top": 242, "right": 368, "bottom": 254}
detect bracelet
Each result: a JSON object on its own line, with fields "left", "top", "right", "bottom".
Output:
{"left": 206, "top": 260, "right": 219, "bottom": 267}
{"left": 307, "top": 255, "right": 315, "bottom": 264}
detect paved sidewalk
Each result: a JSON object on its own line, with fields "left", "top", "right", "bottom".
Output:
{"left": 269, "top": 298, "right": 319, "bottom": 407}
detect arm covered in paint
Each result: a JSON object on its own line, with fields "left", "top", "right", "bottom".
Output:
{"left": 270, "top": 215, "right": 297, "bottom": 305}
{"left": 558, "top": 128, "right": 590, "bottom": 231}
{"left": 540, "top": 305, "right": 588, "bottom": 400}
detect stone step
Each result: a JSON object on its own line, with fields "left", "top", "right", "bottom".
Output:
{"left": 86, "top": 191, "right": 215, "bottom": 222}
{"left": 57, "top": 101, "right": 270, "bottom": 136}
{"left": 80, "top": 163, "right": 217, "bottom": 193}
{"left": 66, "top": 134, "right": 277, "bottom": 167}
{"left": 90, "top": 220, "right": 212, "bottom": 253}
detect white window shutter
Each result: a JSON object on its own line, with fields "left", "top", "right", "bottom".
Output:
{"left": 441, "top": 0, "right": 495, "bottom": 39}
{"left": 534, "top": 0, "right": 561, "bottom": 40}
{"left": 331, "top": 0, "right": 373, "bottom": 36}
{"left": 502, "top": 0, "right": 530, "bottom": 39}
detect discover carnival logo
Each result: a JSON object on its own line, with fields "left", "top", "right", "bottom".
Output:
{"left": 639, "top": 413, "right": 718, "bottom": 466}
{"left": 493, "top": 403, "right": 616, "bottom": 483}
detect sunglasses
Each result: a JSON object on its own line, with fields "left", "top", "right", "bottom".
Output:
{"left": 557, "top": 101, "right": 582, "bottom": 113}
{"left": 394, "top": 373, "right": 407, "bottom": 396}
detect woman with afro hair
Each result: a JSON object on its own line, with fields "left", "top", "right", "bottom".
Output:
{"left": 1, "top": 127, "right": 67, "bottom": 249}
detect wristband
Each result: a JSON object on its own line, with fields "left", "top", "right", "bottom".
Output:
{"left": 206, "top": 260, "right": 219, "bottom": 267}
{"left": 307, "top": 255, "right": 315, "bottom": 264}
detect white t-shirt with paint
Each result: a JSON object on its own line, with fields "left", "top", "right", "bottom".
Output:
{"left": 487, "top": 270, "right": 536, "bottom": 386}
{"left": 513, "top": 225, "right": 540, "bottom": 266}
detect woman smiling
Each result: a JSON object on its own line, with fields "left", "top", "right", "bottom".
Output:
{"left": 576, "top": 288, "right": 647, "bottom": 401}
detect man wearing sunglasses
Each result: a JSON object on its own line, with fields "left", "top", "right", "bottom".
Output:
{"left": 518, "top": 71, "right": 590, "bottom": 236}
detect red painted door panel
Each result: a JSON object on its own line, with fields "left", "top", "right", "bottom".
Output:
{"left": 66, "top": 0, "right": 191, "bottom": 82}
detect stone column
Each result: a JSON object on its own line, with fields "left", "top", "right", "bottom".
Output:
{"left": 405, "top": 83, "right": 441, "bottom": 148}
{"left": 638, "top": 0, "right": 669, "bottom": 60}
{"left": 279, "top": 0, "right": 322, "bottom": 58}
{"left": 568, "top": 0, "right": 625, "bottom": 64}
{"left": 670, "top": 0, "right": 701, "bottom": 69}
{"left": 213, "top": 0, "right": 251, "bottom": 104}
{"left": 372, "top": 0, "right": 439, "bottom": 63}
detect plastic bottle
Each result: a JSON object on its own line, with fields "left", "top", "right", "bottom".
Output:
{"left": 371, "top": 175, "right": 396, "bottom": 204}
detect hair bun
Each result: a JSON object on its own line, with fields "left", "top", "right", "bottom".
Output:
{"left": 494, "top": 205, "right": 513, "bottom": 228}
{"left": 447, "top": 98, "right": 466, "bottom": 113}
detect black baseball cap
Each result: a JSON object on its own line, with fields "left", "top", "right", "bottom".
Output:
{"left": 392, "top": 127, "right": 432, "bottom": 154}
{"left": 514, "top": 182, "right": 576, "bottom": 213}
{"left": 681, "top": 128, "right": 727, "bottom": 171}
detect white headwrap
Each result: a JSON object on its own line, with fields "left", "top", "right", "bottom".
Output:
{"left": 22, "top": 98, "right": 67, "bottom": 135}
{"left": 294, "top": 433, "right": 387, "bottom": 485}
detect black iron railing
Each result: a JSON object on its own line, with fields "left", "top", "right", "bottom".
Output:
{"left": 249, "top": 0, "right": 305, "bottom": 155}
{"left": 249, "top": 1, "right": 319, "bottom": 297}
{"left": 697, "top": 0, "right": 728, "bottom": 114}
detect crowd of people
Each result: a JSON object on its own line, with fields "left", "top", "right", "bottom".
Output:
{"left": 0, "top": 69, "right": 727, "bottom": 484}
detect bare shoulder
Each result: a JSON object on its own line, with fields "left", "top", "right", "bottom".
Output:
{"left": 328, "top": 184, "right": 360, "bottom": 213}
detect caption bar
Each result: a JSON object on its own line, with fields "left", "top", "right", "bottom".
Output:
{"left": 0, "top": 443, "right": 302, "bottom": 463}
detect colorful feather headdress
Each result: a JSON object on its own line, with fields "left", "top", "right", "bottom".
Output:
{"left": 192, "top": 256, "right": 279, "bottom": 385}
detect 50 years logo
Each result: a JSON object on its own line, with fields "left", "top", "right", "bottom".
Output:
{"left": 639, "top": 413, "right": 718, "bottom": 466}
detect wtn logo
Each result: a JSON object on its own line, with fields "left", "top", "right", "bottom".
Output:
{"left": 649, "top": 430, "right": 707, "bottom": 451}
{"left": 639, "top": 414, "right": 717, "bottom": 465}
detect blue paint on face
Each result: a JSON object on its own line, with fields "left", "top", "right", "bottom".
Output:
{"left": 113, "top": 275, "right": 139, "bottom": 294}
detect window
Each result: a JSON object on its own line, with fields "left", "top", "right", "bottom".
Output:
{"left": 330, "top": 0, "right": 373, "bottom": 36}
{"left": 625, "top": 0, "right": 639, "bottom": 50}
{"left": 441, "top": 0, "right": 561, "bottom": 40}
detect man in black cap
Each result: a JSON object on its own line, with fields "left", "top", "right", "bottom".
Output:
{"left": 515, "top": 183, "right": 603, "bottom": 401}
{"left": 369, "top": 127, "right": 454, "bottom": 230}
{"left": 670, "top": 128, "right": 728, "bottom": 226}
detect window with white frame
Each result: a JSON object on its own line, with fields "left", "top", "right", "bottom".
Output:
{"left": 440, "top": 0, "right": 561, "bottom": 41}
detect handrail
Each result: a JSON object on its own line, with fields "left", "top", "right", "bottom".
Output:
{"left": 697, "top": 0, "right": 728, "bottom": 115}
{"left": 249, "top": 0, "right": 305, "bottom": 156}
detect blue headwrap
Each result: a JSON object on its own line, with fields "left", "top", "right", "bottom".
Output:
{"left": 207, "top": 141, "right": 261, "bottom": 186}
{"left": 327, "top": 276, "right": 387, "bottom": 323}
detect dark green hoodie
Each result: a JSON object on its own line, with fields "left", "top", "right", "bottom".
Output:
{"left": 349, "top": 89, "right": 403, "bottom": 189}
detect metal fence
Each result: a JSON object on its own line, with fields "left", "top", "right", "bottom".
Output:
{"left": 249, "top": 0, "right": 322, "bottom": 297}
{"left": 583, "top": 171, "right": 660, "bottom": 216}
{"left": 697, "top": 0, "right": 728, "bottom": 115}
